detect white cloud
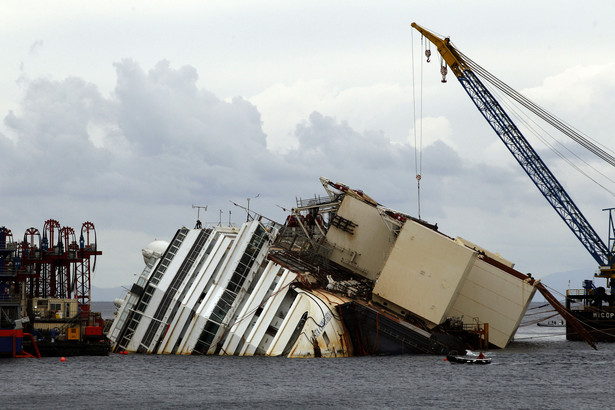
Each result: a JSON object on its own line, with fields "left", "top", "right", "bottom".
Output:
{"left": 523, "top": 64, "right": 615, "bottom": 120}
{"left": 250, "top": 80, "right": 412, "bottom": 153}
{"left": 412, "top": 115, "right": 453, "bottom": 149}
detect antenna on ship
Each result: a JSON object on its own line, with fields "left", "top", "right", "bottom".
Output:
{"left": 192, "top": 204, "right": 207, "bottom": 229}
{"left": 246, "top": 194, "right": 260, "bottom": 222}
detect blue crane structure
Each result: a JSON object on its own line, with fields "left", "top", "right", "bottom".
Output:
{"left": 411, "top": 23, "right": 615, "bottom": 275}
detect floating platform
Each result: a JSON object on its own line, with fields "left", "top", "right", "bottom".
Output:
{"left": 23, "top": 339, "right": 110, "bottom": 357}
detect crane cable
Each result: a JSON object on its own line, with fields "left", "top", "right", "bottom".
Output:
{"left": 488, "top": 83, "right": 615, "bottom": 196}
{"left": 411, "top": 32, "right": 424, "bottom": 219}
{"left": 458, "top": 50, "right": 615, "bottom": 169}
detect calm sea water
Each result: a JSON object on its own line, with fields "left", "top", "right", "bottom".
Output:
{"left": 4, "top": 304, "right": 615, "bottom": 409}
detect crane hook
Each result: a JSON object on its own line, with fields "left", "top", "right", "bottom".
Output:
{"left": 440, "top": 64, "right": 448, "bottom": 83}
{"left": 425, "top": 49, "right": 431, "bottom": 63}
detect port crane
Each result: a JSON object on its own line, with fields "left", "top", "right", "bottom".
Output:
{"left": 411, "top": 23, "right": 615, "bottom": 345}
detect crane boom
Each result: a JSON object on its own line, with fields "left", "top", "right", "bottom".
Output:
{"left": 411, "top": 22, "right": 613, "bottom": 269}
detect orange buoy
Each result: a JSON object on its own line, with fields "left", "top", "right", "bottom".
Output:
{"left": 60, "top": 357, "right": 66, "bottom": 362}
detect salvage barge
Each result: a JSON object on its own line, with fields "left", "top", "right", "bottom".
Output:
{"left": 566, "top": 278, "right": 615, "bottom": 342}
{"left": 110, "top": 177, "right": 579, "bottom": 357}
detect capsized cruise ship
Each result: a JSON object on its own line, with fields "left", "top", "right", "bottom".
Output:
{"left": 109, "top": 177, "right": 561, "bottom": 357}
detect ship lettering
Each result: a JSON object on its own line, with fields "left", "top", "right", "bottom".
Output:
{"left": 592, "top": 312, "right": 615, "bottom": 319}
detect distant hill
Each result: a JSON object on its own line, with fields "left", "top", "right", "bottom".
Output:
{"left": 91, "top": 285, "right": 128, "bottom": 302}
{"left": 91, "top": 301, "right": 117, "bottom": 320}
{"left": 537, "top": 268, "right": 601, "bottom": 301}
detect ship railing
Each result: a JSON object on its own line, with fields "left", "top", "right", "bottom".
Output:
{"left": 295, "top": 195, "right": 340, "bottom": 210}
{"left": 0, "top": 266, "right": 18, "bottom": 276}
{"left": 460, "top": 321, "right": 489, "bottom": 350}
{"left": 0, "top": 295, "right": 21, "bottom": 305}
{"left": 567, "top": 288, "right": 615, "bottom": 297}
{"left": 261, "top": 218, "right": 284, "bottom": 233}
{"left": 36, "top": 313, "right": 85, "bottom": 341}
{"left": 567, "top": 301, "right": 585, "bottom": 311}
{"left": 462, "top": 322, "right": 485, "bottom": 331}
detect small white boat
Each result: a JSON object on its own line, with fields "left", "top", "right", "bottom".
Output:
{"left": 446, "top": 353, "right": 492, "bottom": 364}
{"left": 537, "top": 320, "right": 565, "bottom": 327}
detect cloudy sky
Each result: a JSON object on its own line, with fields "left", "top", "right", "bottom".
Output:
{"left": 3, "top": 1, "right": 615, "bottom": 293}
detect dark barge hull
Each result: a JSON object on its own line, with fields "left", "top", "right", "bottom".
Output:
{"left": 337, "top": 301, "right": 465, "bottom": 355}
{"left": 23, "top": 339, "right": 110, "bottom": 357}
{"left": 566, "top": 311, "right": 615, "bottom": 342}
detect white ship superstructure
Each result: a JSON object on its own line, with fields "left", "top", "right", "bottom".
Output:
{"left": 159, "top": 226, "right": 239, "bottom": 354}
{"left": 109, "top": 225, "right": 239, "bottom": 353}
{"left": 109, "top": 218, "right": 351, "bottom": 357}
{"left": 176, "top": 220, "right": 271, "bottom": 355}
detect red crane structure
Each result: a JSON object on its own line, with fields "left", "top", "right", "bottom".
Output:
{"left": 19, "top": 220, "right": 102, "bottom": 315}
{"left": 1, "top": 220, "right": 104, "bottom": 357}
